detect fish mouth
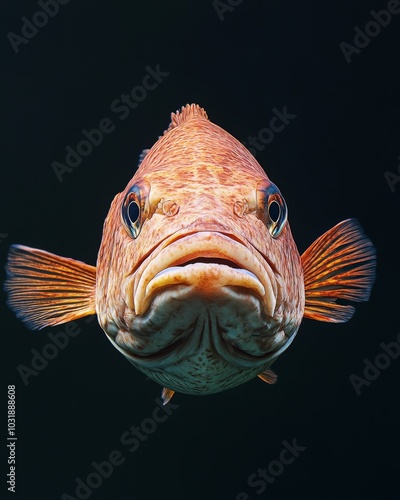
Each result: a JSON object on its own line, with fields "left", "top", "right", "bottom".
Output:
{"left": 130, "top": 231, "right": 278, "bottom": 317}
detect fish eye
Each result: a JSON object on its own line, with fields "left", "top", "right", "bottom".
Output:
{"left": 121, "top": 181, "right": 150, "bottom": 239}
{"left": 256, "top": 180, "right": 288, "bottom": 238}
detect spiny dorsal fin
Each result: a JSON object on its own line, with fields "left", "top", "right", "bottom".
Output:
{"left": 161, "top": 387, "right": 175, "bottom": 405}
{"left": 5, "top": 244, "right": 96, "bottom": 330}
{"left": 138, "top": 149, "right": 150, "bottom": 166}
{"left": 301, "top": 219, "right": 376, "bottom": 323}
{"left": 167, "top": 104, "right": 208, "bottom": 132}
{"left": 258, "top": 369, "right": 278, "bottom": 384}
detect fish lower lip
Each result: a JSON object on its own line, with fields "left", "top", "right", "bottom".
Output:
{"left": 146, "top": 263, "right": 265, "bottom": 297}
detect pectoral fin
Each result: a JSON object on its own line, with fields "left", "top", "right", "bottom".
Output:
{"left": 301, "top": 219, "right": 376, "bottom": 323}
{"left": 5, "top": 244, "right": 96, "bottom": 330}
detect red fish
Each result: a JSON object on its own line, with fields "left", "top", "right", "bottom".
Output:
{"left": 5, "top": 104, "right": 376, "bottom": 404}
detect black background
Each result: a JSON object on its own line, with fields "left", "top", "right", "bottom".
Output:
{"left": 2, "top": 1, "right": 400, "bottom": 499}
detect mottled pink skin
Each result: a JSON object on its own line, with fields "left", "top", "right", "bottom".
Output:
{"left": 95, "top": 105, "right": 304, "bottom": 395}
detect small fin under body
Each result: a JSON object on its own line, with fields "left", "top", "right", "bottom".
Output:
{"left": 258, "top": 369, "right": 278, "bottom": 384}
{"left": 5, "top": 244, "right": 96, "bottom": 330}
{"left": 301, "top": 219, "right": 376, "bottom": 323}
{"left": 161, "top": 388, "right": 175, "bottom": 405}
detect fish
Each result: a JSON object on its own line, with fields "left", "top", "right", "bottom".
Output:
{"left": 5, "top": 104, "right": 376, "bottom": 404}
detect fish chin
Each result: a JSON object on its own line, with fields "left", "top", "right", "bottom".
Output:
{"left": 113, "top": 285, "right": 294, "bottom": 395}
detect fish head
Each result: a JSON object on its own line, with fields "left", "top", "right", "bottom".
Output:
{"left": 96, "top": 104, "right": 304, "bottom": 395}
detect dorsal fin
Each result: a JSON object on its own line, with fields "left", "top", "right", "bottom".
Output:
{"left": 138, "top": 149, "right": 150, "bottom": 167}
{"left": 167, "top": 104, "right": 208, "bottom": 132}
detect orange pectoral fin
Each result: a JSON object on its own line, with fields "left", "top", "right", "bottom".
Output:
{"left": 301, "top": 219, "right": 376, "bottom": 323}
{"left": 5, "top": 244, "right": 96, "bottom": 330}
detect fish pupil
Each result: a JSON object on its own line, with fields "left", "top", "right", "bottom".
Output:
{"left": 128, "top": 201, "right": 140, "bottom": 224}
{"left": 268, "top": 200, "right": 280, "bottom": 223}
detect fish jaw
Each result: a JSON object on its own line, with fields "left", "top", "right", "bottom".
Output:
{"left": 131, "top": 231, "right": 278, "bottom": 319}
{"left": 107, "top": 287, "right": 298, "bottom": 395}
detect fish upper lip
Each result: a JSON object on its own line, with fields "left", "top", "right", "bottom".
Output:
{"left": 129, "top": 229, "right": 278, "bottom": 317}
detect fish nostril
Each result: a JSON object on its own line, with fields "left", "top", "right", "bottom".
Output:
{"left": 233, "top": 199, "right": 249, "bottom": 218}
{"left": 162, "top": 200, "right": 179, "bottom": 217}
